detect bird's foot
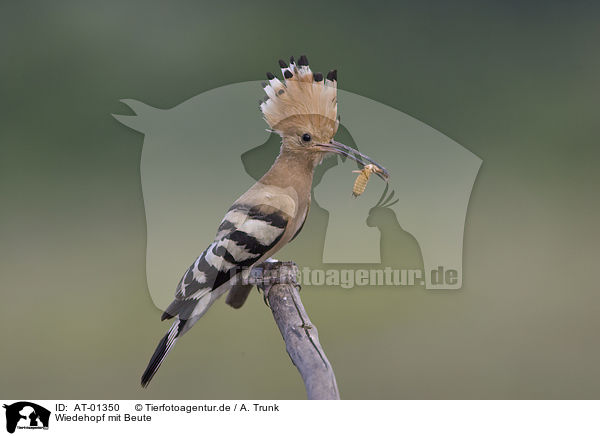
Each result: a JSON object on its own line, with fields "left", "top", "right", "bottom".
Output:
{"left": 249, "top": 260, "right": 299, "bottom": 306}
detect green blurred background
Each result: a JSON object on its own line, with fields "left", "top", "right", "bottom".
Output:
{"left": 1, "top": 0, "right": 599, "bottom": 399}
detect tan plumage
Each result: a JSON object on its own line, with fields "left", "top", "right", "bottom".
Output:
{"left": 260, "top": 58, "right": 339, "bottom": 140}
{"left": 141, "top": 55, "right": 389, "bottom": 387}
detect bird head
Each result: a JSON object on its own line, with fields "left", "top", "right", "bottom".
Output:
{"left": 260, "top": 55, "right": 388, "bottom": 180}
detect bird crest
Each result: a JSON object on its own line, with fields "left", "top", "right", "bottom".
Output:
{"left": 260, "top": 55, "right": 339, "bottom": 139}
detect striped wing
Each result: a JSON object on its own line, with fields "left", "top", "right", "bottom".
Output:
{"left": 141, "top": 201, "right": 290, "bottom": 387}
{"left": 161, "top": 202, "right": 289, "bottom": 321}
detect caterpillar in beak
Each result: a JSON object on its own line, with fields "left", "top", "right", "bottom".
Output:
{"left": 352, "top": 164, "right": 385, "bottom": 197}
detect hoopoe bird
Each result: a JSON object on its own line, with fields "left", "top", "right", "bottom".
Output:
{"left": 141, "top": 55, "right": 389, "bottom": 387}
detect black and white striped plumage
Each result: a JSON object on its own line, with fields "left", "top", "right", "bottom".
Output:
{"left": 141, "top": 196, "right": 295, "bottom": 387}
{"left": 141, "top": 55, "right": 387, "bottom": 388}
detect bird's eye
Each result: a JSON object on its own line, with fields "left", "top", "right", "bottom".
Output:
{"left": 302, "top": 133, "right": 312, "bottom": 142}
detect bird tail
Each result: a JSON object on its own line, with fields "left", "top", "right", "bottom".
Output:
{"left": 141, "top": 318, "right": 187, "bottom": 388}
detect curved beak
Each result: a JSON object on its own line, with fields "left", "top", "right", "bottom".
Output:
{"left": 316, "top": 140, "right": 390, "bottom": 181}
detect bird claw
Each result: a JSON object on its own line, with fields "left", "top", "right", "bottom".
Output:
{"left": 262, "top": 289, "right": 271, "bottom": 308}
{"left": 251, "top": 260, "right": 299, "bottom": 306}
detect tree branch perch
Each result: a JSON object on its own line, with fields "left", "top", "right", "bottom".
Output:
{"left": 229, "top": 261, "right": 340, "bottom": 400}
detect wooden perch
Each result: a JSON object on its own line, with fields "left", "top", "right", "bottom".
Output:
{"left": 228, "top": 260, "right": 340, "bottom": 400}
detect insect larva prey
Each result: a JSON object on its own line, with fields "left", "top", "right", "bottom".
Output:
{"left": 352, "top": 164, "right": 380, "bottom": 197}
